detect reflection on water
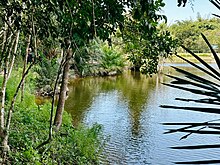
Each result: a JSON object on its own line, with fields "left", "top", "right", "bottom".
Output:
{"left": 65, "top": 65, "right": 220, "bottom": 164}
{"left": 66, "top": 72, "right": 162, "bottom": 130}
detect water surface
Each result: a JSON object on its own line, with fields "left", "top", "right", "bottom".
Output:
{"left": 66, "top": 64, "right": 220, "bottom": 164}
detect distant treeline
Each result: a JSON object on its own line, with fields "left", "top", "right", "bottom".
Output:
{"left": 167, "top": 15, "right": 220, "bottom": 53}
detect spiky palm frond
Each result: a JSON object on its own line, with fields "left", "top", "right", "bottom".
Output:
{"left": 161, "top": 33, "right": 220, "bottom": 164}
{"left": 160, "top": 1, "right": 220, "bottom": 164}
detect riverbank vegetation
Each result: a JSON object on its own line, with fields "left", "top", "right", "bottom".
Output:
{"left": 0, "top": 0, "right": 178, "bottom": 163}
{"left": 1, "top": 0, "right": 219, "bottom": 163}
{"left": 0, "top": 69, "right": 105, "bottom": 164}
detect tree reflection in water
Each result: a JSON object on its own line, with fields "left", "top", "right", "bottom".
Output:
{"left": 65, "top": 71, "right": 157, "bottom": 137}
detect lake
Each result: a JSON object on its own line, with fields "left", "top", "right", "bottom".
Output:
{"left": 65, "top": 63, "right": 220, "bottom": 165}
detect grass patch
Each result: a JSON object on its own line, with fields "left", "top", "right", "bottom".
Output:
{"left": 165, "top": 53, "right": 215, "bottom": 63}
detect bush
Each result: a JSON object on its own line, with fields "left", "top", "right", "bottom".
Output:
{"left": 34, "top": 57, "right": 59, "bottom": 90}
{"left": 100, "top": 44, "right": 125, "bottom": 74}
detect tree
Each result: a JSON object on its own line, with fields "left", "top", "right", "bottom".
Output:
{"left": 122, "top": 0, "right": 177, "bottom": 75}
{"left": 168, "top": 17, "right": 220, "bottom": 53}
{"left": 0, "top": 0, "right": 58, "bottom": 152}
{"left": 50, "top": 0, "right": 126, "bottom": 131}
{"left": 51, "top": 0, "right": 177, "bottom": 131}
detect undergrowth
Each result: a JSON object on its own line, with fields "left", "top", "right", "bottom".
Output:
{"left": 1, "top": 70, "right": 105, "bottom": 164}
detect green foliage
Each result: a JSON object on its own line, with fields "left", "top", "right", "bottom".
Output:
{"left": 0, "top": 0, "right": 185, "bottom": 163}
{"left": 3, "top": 68, "right": 34, "bottom": 103}
{"left": 100, "top": 44, "right": 125, "bottom": 73}
{"left": 34, "top": 57, "right": 59, "bottom": 90}
{"left": 161, "top": 33, "right": 220, "bottom": 164}
{"left": 0, "top": 68, "right": 105, "bottom": 164}
{"left": 8, "top": 99, "right": 104, "bottom": 164}
{"left": 73, "top": 39, "right": 125, "bottom": 77}
{"left": 168, "top": 17, "right": 220, "bottom": 52}
{"left": 122, "top": 0, "right": 178, "bottom": 75}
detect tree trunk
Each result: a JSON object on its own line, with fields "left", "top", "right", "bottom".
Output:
{"left": 21, "top": 35, "right": 31, "bottom": 102}
{"left": 8, "top": 31, "right": 20, "bottom": 79}
{"left": 54, "top": 48, "right": 71, "bottom": 131}
{"left": 0, "top": 27, "right": 13, "bottom": 131}
{"left": 0, "top": 38, "right": 17, "bottom": 152}
{"left": 1, "top": 36, "right": 14, "bottom": 112}
{"left": 3, "top": 63, "right": 34, "bottom": 152}
{"left": 36, "top": 50, "right": 65, "bottom": 149}
{"left": 0, "top": 25, "right": 7, "bottom": 130}
{"left": 92, "top": 0, "right": 96, "bottom": 37}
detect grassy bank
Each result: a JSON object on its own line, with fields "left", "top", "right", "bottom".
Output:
{"left": 165, "top": 53, "right": 215, "bottom": 63}
{"left": 1, "top": 70, "right": 105, "bottom": 164}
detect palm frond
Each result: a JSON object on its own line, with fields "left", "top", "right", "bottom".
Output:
{"left": 175, "top": 98, "right": 220, "bottom": 105}
{"left": 166, "top": 74, "right": 220, "bottom": 92}
{"left": 201, "top": 33, "right": 220, "bottom": 69}
{"left": 176, "top": 50, "right": 220, "bottom": 81}
{"left": 161, "top": 32, "right": 220, "bottom": 163}
{"left": 175, "top": 159, "right": 220, "bottom": 164}
{"left": 171, "top": 144, "right": 220, "bottom": 149}
{"left": 161, "top": 105, "right": 220, "bottom": 114}
{"left": 210, "top": 0, "right": 220, "bottom": 10}
{"left": 212, "top": 13, "right": 220, "bottom": 18}
{"left": 172, "top": 66, "right": 220, "bottom": 88}
{"left": 162, "top": 83, "right": 220, "bottom": 98}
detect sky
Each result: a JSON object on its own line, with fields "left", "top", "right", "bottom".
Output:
{"left": 162, "top": 0, "right": 220, "bottom": 25}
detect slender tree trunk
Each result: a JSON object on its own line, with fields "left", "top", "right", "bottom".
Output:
{"left": 0, "top": 28, "right": 14, "bottom": 132}
{"left": 36, "top": 50, "right": 65, "bottom": 149}
{"left": 49, "top": 49, "right": 64, "bottom": 137}
{"left": 21, "top": 35, "right": 31, "bottom": 102}
{"left": 1, "top": 23, "right": 7, "bottom": 63}
{"left": 92, "top": 0, "right": 96, "bottom": 37}
{"left": 0, "top": 24, "right": 8, "bottom": 131}
{"left": 8, "top": 31, "right": 20, "bottom": 79}
{"left": 0, "top": 37, "right": 16, "bottom": 152}
{"left": 1, "top": 56, "right": 8, "bottom": 133}
{"left": 54, "top": 48, "right": 72, "bottom": 131}
{"left": 3, "top": 63, "right": 34, "bottom": 152}
{"left": 0, "top": 18, "right": 17, "bottom": 152}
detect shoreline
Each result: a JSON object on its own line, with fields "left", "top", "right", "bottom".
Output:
{"left": 164, "top": 53, "right": 215, "bottom": 63}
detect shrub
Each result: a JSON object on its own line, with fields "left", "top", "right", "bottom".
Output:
{"left": 34, "top": 57, "right": 59, "bottom": 90}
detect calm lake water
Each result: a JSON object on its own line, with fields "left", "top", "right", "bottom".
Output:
{"left": 65, "top": 64, "right": 220, "bottom": 165}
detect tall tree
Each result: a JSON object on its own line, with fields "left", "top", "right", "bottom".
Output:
{"left": 122, "top": 0, "right": 177, "bottom": 74}
{"left": 51, "top": 0, "right": 126, "bottom": 131}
